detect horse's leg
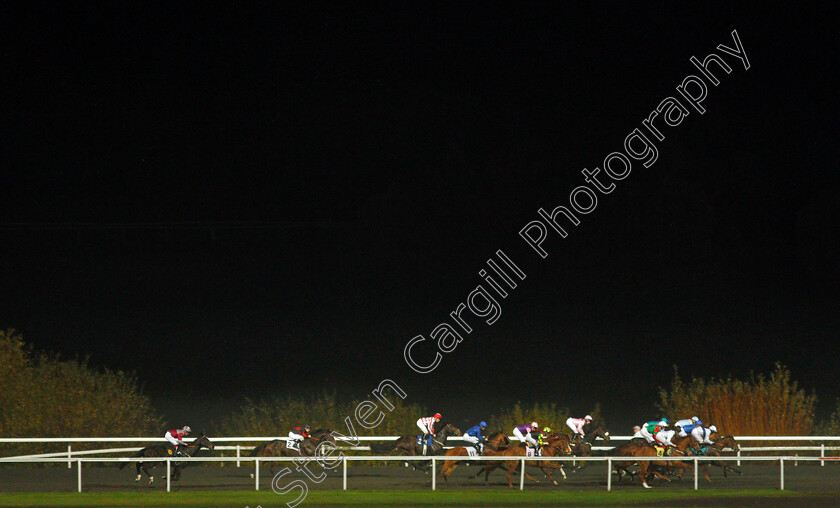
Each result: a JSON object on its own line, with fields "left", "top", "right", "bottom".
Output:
{"left": 639, "top": 461, "right": 652, "bottom": 489}
{"left": 652, "top": 471, "right": 671, "bottom": 482}
{"left": 539, "top": 464, "right": 557, "bottom": 485}
{"left": 134, "top": 462, "right": 142, "bottom": 482}
{"left": 505, "top": 461, "right": 515, "bottom": 488}
{"left": 702, "top": 464, "right": 712, "bottom": 483}
{"left": 141, "top": 463, "right": 155, "bottom": 485}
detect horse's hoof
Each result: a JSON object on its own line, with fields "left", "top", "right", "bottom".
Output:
{"left": 552, "top": 480, "right": 558, "bottom": 485}
{"left": 250, "top": 473, "right": 255, "bottom": 479}
{"left": 642, "top": 482, "right": 651, "bottom": 489}
{"left": 134, "top": 475, "right": 141, "bottom": 483}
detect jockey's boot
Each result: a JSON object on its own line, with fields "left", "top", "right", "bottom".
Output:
{"left": 478, "top": 443, "right": 484, "bottom": 455}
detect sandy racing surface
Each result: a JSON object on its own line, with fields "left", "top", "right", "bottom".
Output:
{"left": 2, "top": 462, "right": 838, "bottom": 494}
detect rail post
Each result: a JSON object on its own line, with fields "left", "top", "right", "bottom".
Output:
{"left": 519, "top": 458, "right": 525, "bottom": 490}
{"left": 607, "top": 458, "right": 612, "bottom": 492}
{"left": 77, "top": 459, "right": 82, "bottom": 492}
{"left": 166, "top": 459, "right": 171, "bottom": 492}
{"left": 68, "top": 445, "right": 72, "bottom": 469}
{"left": 737, "top": 448, "right": 741, "bottom": 467}
{"left": 694, "top": 457, "right": 698, "bottom": 490}
{"left": 255, "top": 459, "right": 259, "bottom": 490}
{"left": 236, "top": 445, "right": 241, "bottom": 467}
{"left": 821, "top": 444, "right": 825, "bottom": 466}
{"left": 780, "top": 457, "right": 784, "bottom": 490}
{"left": 431, "top": 458, "right": 436, "bottom": 491}
{"left": 343, "top": 456, "right": 348, "bottom": 490}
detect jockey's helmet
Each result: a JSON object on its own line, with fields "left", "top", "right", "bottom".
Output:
{"left": 543, "top": 427, "right": 551, "bottom": 433}
{"left": 709, "top": 425, "right": 718, "bottom": 433}
{"left": 304, "top": 424, "right": 311, "bottom": 430}
{"left": 584, "top": 415, "right": 592, "bottom": 421}
{"left": 691, "top": 416, "right": 700, "bottom": 423}
{"left": 434, "top": 413, "right": 442, "bottom": 419}
{"left": 531, "top": 421, "right": 538, "bottom": 429}
{"left": 480, "top": 421, "right": 487, "bottom": 428}
{"left": 182, "top": 426, "right": 191, "bottom": 433}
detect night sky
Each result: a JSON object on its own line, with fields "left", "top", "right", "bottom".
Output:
{"left": 1, "top": 4, "right": 838, "bottom": 430}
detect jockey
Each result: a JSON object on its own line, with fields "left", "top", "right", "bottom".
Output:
{"left": 463, "top": 421, "right": 487, "bottom": 454}
{"left": 417, "top": 413, "right": 441, "bottom": 452}
{"left": 654, "top": 426, "right": 678, "bottom": 448}
{"left": 676, "top": 416, "right": 703, "bottom": 437}
{"left": 566, "top": 414, "right": 592, "bottom": 443}
{"left": 691, "top": 424, "right": 717, "bottom": 446}
{"left": 639, "top": 419, "right": 668, "bottom": 444}
{"left": 288, "top": 424, "right": 311, "bottom": 446}
{"left": 164, "top": 426, "right": 191, "bottom": 455}
{"left": 513, "top": 422, "right": 539, "bottom": 448}
{"left": 528, "top": 426, "right": 548, "bottom": 456}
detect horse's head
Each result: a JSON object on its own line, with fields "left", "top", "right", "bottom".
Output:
{"left": 549, "top": 434, "right": 572, "bottom": 454}
{"left": 194, "top": 433, "right": 215, "bottom": 451}
{"left": 311, "top": 429, "right": 337, "bottom": 445}
{"left": 440, "top": 423, "right": 460, "bottom": 437}
{"left": 590, "top": 423, "right": 610, "bottom": 442}
{"left": 486, "top": 431, "right": 510, "bottom": 450}
{"left": 717, "top": 435, "right": 739, "bottom": 452}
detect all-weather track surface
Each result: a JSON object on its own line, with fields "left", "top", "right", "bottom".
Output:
{"left": 1, "top": 462, "right": 838, "bottom": 496}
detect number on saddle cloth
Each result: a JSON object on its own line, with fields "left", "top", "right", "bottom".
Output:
{"left": 466, "top": 447, "right": 478, "bottom": 457}
{"left": 287, "top": 439, "right": 300, "bottom": 452}
{"left": 655, "top": 446, "right": 665, "bottom": 457}
{"left": 416, "top": 435, "right": 433, "bottom": 447}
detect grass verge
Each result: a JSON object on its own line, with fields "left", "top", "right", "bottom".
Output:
{"left": 0, "top": 489, "right": 828, "bottom": 507}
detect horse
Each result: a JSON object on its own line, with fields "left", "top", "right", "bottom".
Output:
{"left": 249, "top": 429, "right": 337, "bottom": 476}
{"left": 368, "top": 422, "right": 461, "bottom": 470}
{"left": 671, "top": 434, "right": 742, "bottom": 481}
{"left": 471, "top": 433, "right": 546, "bottom": 488}
{"left": 120, "top": 433, "right": 214, "bottom": 485}
{"left": 569, "top": 422, "right": 610, "bottom": 469}
{"left": 531, "top": 434, "right": 573, "bottom": 484}
{"left": 701, "top": 435, "right": 742, "bottom": 477}
{"left": 669, "top": 434, "right": 713, "bottom": 483}
{"left": 438, "top": 431, "right": 509, "bottom": 482}
{"left": 611, "top": 441, "right": 694, "bottom": 488}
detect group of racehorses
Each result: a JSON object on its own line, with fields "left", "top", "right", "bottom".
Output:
{"left": 122, "top": 423, "right": 740, "bottom": 489}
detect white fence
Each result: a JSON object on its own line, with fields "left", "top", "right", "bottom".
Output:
{"left": 3, "top": 436, "right": 840, "bottom": 469}
{"left": 0, "top": 454, "right": 835, "bottom": 494}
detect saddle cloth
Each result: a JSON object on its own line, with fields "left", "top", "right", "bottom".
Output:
{"left": 466, "top": 447, "right": 478, "bottom": 457}
{"left": 287, "top": 439, "right": 300, "bottom": 452}
{"left": 654, "top": 445, "right": 671, "bottom": 457}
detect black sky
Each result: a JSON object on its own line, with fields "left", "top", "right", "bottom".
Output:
{"left": 1, "top": 3, "right": 838, "bottom": 430}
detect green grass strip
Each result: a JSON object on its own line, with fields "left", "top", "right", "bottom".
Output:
{"left": 0, "top": 489, "right": 827, "bottom": 507}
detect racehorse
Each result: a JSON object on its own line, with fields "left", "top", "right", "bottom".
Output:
{"left": 368, "top": 422, "right": 461, "bottom": 470}
{"left": 701, "top": 435, "right": 742, "bottom": 477}
{"left": 471, "top": 435, "right": 543, "bottom": 488}
{"left": 531, "top": 434, "right": 573, "bottom": 484}
{"left": 121, "top": 433, "right": 214, "bottom": 485}
{"left": 570, "top": 422, "right": 610, "bottom": 469}
{"left": 611, "top": 441, "right": 694, "bottom": 488}
{"left": 438, "top": 431, "right": 509, "bottom": 482}
{"left": 670, "top": 434, "right": 713, "bottom": 483}
{"left": 671, "top": 434, "right": 742, "bottom": 481}
{"left": 250, "top": 429, "right": 337, "bottom": 476}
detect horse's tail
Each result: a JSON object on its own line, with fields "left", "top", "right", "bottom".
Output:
{"left": 119, "top": 448, "right": 144, "bottom": 469}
